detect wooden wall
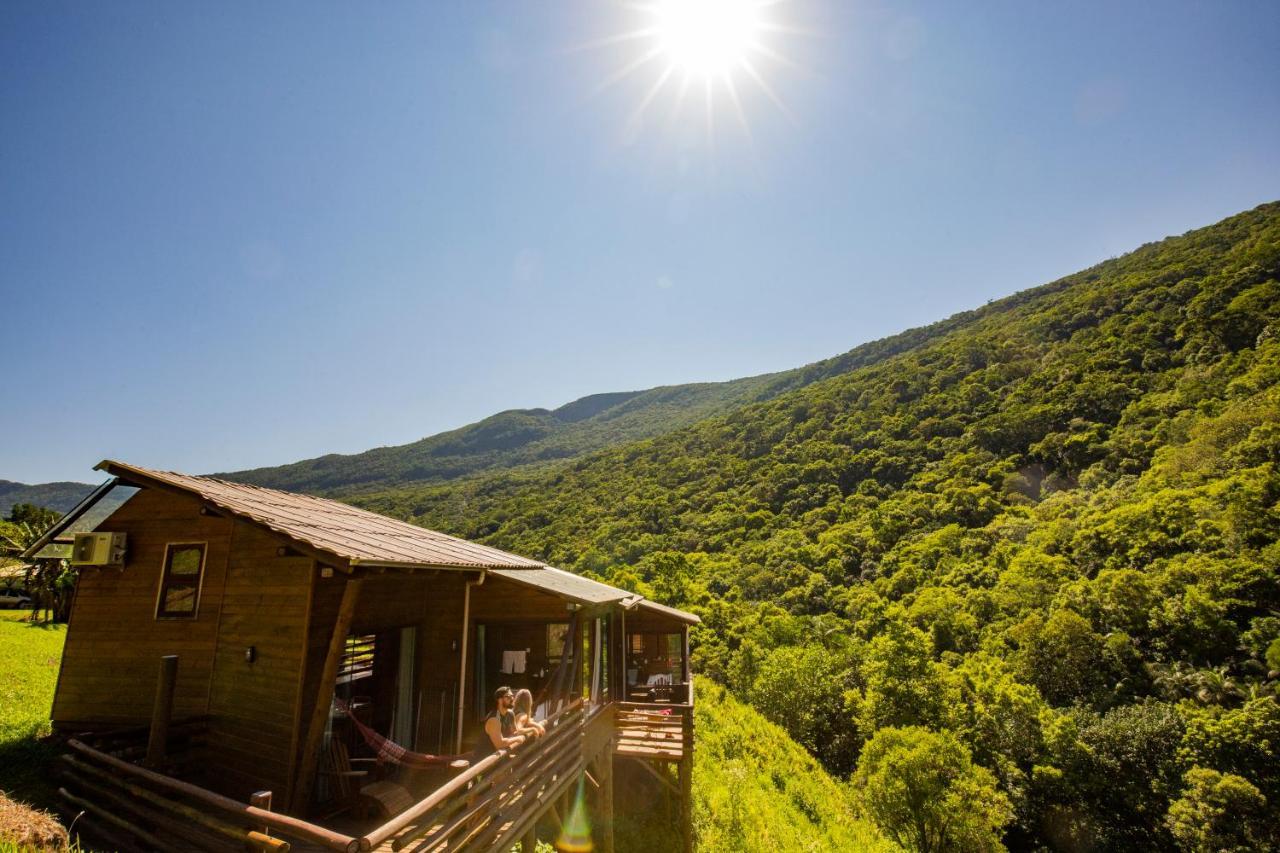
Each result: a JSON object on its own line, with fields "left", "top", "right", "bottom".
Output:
{"left": 53, "top": 486, "right": 316, "bottom": 802}
{"left": 205, "top": 523, "right": 312, "bottom": 800}
{"left": 53, "top": 488, "right": 233, "bottom": 727}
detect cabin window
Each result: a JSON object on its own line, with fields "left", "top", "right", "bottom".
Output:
{"left": 338, "top": 634, "right": 377, "bottom": 687}
{"left": 546, "top": 622, "right": 570, "bottom": 661}
{"left": 156, "top": 543, "right": 206, "bottom": 618}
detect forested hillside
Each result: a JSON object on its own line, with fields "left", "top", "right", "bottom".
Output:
{"left": 0, "top": 480, "right": 94, "bottom": 516}
{"left": 225, "top": 300, "right": 1001, "bottom": 495}
{"left": 353, "top": 203, "right": 1280, "bottom": 850}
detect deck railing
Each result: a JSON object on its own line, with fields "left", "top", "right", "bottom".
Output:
{"left": 57, "top": 698, "right": 655, "bottom": 853}
{"left": 59, "top": 722, "right": 360, "bottom": 852}
{"left": 362, "top": 699, "right": 615, "bottom": 853}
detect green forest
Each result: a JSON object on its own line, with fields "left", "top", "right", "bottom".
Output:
{"left": 341, "top": 203, "right": 1280, "bottom": 851}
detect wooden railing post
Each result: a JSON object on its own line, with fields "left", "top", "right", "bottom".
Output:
{"left": 145, "top": 655, "right": 179, "bottom": 767}
{"left": 251, "top": 791, "right": 273, "bottom": 834}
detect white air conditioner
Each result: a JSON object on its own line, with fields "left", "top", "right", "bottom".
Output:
{"left": 71, "top": 532, "right": 127, "bottom": 567}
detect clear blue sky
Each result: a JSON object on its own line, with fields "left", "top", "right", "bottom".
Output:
{"left": 3, "top": 1, "right": 1278, "bottom": 484}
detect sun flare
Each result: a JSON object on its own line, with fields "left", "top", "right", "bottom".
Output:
{"left": 653, "top": 0, "right": 763, "bottom": 78}
{"left": 584, "top": 0, "right": 799, "bottom": 150}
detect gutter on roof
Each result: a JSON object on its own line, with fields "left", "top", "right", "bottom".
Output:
{"left": 21, "top": 477, "right": 120, "bottom": 560}
{"left": 348, "top": 558, "right": 542, "bottom": 572}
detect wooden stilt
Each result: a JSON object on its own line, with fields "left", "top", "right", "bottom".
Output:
{"left": 522, "top": 827, "right": 538, "bottom": 853}
{"left": 145, "top": 655, "right": 178, "bottom": 767}
{"left": 679, "top": 758, "right": 693, "bottom": 853}
{"left": 601, "top": 751, "right": 615, "bottom": 853}
{"left": 290, "top": 577, "right": 363, "bottom": 814}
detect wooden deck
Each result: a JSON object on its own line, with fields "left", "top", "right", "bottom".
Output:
{"left": 614, "top": 702, "right": 691, "bottom": 762}
{"left": 57, "top": 697, "right": 693, "bottom": 853}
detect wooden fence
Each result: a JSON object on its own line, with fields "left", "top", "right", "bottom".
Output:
{"left": 57, "top": 720, "right": 360, "bottom": 853}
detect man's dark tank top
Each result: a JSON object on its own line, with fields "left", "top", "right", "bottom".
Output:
{"left": 473, "top": 709, "right": 516, "bottom": 757}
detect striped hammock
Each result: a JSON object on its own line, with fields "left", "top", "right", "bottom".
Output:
{"left": 334, "top": 699, "right": 466, "bottom": 769}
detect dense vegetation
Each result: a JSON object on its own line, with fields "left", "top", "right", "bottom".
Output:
{"left": 682, "top": 681, "right": 893, "bottom": 851}
{"left": 615, "top": 680, "right": 894, "bottom": 852}
{"left": 341, "top": 203, "right": 1280, "bottom": 850}
{"left": 226, "top": 299, "right": 1002, "bottom": 496}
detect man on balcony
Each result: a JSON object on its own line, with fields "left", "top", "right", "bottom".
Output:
{"left": 474, "top": 686, "right": 527, "bottom": 758}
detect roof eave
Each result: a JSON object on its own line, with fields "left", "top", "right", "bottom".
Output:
{"left": 97, "top": 459, "right": 355, "bottom": 571}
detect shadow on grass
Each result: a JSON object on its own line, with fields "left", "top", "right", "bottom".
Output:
{"left": 10, "top": 616, "right": 64, "bottom": 631}
{"left": 0, "top": 734, "right": 62, "bottom": 813}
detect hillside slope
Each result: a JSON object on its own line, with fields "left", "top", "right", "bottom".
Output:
{"left": 224, "top": 295, "right": 1019, "bottom": 495}
{"left": 0, "top": 481, "right": 95, "bottom": 517}
{"left": 615, "top": 680, "right": 896, "bottom": 852}
{"left": 353, "top": 203, "right": 1280, "bottom": 850}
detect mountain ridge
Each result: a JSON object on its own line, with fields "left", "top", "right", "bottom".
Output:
{"left": 0, "top": 480, "right": 97, "bottom": 517}
{"left": 223, "top": 264, "right": 1077, "bottom": 496}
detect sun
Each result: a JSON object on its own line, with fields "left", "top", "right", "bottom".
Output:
{"left": 582, "top": 0, "right": 799, "bottom": 150}
{"left": 652, "top": 0, "right": 764, "bottom": 79}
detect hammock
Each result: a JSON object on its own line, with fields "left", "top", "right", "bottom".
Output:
{"left": 335, "top": 699, "right": 468, "bottom": 769}
{"left": 331, "top": 610, "right": 584, "bottom": 769}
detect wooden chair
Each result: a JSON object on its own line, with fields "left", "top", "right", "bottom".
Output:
{"left": 320, "top": 738, "right": 415, "bottom": 819}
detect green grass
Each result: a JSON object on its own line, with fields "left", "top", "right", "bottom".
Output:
{"left": 688, "top": 682, "right": 895, "bottom": 852}
{"left": 0, "top": 611, "right": 66, "bottom": 811}
{"left": 613, "top": 680, "right": 895, "bottom": 852}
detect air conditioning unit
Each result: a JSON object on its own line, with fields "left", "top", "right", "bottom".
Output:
{"left": 71, "top": 532, "right": 127, "bottom": 567}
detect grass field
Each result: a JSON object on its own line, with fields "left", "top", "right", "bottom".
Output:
{"left": 0, "top": 611, "right": 65, "bottom": 812}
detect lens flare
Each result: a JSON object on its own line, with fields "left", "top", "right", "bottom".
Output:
{"left": 555, "top": 775, "right": 594, "bottom": 852}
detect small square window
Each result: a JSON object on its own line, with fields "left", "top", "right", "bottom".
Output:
{"left": 157, "top": 543, "right": 206, "bottom": 619}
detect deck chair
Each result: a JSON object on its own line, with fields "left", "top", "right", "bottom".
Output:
{"left": 321, "top": 738, "right": 416, "bottom": 819}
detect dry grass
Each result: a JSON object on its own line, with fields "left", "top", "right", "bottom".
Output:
{"left": 0, "top": 792, "right": 67, "bottom": 851}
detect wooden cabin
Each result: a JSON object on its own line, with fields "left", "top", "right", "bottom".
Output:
{"left": 31, "top": 460, "right": 699, "bottom": 853}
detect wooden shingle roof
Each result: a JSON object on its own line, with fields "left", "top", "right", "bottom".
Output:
{"left": 97, "top": 460, "right": 544, "bottom": 571}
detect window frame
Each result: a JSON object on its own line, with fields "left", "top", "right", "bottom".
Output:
{"left": 155, "top": 541, "right": 208, "bottom": 620}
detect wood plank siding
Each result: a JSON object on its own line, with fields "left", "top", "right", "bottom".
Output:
{"left": 54, "top": 487, "right": 314, "bottom": 801}
{"left": 53, "top": 488, "right": 233, "bottom": 727}
{"left": 206, "top": 522, "right": 312, "bottom": 800}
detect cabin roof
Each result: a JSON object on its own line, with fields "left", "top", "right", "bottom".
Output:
{"left": 96, "top": 460, "right": 545, "bottom": 571}
{"left": 29, "top": 459, "right": 702, "bottom": 622}
{"left": 490, "top": 565, "right": 640, "bottom": 606}
{"left": 634, "top": 598, "right": 702, "bottom": 625}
